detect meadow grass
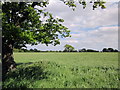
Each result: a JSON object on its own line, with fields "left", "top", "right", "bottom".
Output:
{"left": 14, "top": 52, "right": 118, "bottom": 67}
{"left": 3, "top": 52, "right": 119, "bottom": 88}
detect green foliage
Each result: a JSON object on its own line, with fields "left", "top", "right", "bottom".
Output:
{"left": 102, "top": 48, "right": 118, "bottom": 52}
{"left": 64, "top": 44, "right": 75, "bottom": 52}
{"left": 2, "top": 2, "right": 71, "bottom": 48}
{"left": 2, "top": 1, "right": 106, "bottom": 49}
{"left": 13, "top": 48, "right": 24, "bottom": 52}
{"left": 61, "top": 0, "right": 106, "bottom": 10}
{"left": 3, "top": 59, "right": 119, "bottom": 88}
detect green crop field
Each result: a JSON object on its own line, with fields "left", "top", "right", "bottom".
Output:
{"left": 3, "top": 52, "right": 119, "bottom": 88}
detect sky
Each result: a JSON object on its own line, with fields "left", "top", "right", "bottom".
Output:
{"left": 26, "top": 0, "right": 119, "bottom": 51}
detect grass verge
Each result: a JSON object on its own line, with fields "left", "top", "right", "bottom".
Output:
{"left": 3, "top": 61, "right": 119, "bottom": 88}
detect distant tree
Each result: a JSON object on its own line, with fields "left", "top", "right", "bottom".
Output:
{"left": 13, "top": 48, "right": 24, "bottom": 52}
{"left": 64, "top": 44, "right": 74, "bottom": 52}
{"left": 102, "top": 48, "right": 118, "bottom": 52}
{"left": 21, "top": 48, "right": 29, "bottom": 52}
{"left": 30, "top": 49, "right": 34, "bottom": 52}
{"left": 81, "top": 48, "right": 86, "bottom": 52}
{"left": 34, "top": 49, "right": 37, "bottom": 52}
{"left": 102, "top": 48, "right": 108, "bottom": 52}
{"left": 86, "top": 49, "right": 99, "bottom": 52}
{"left": 59, "top": 50, "right": 62, "bottom": 52}
{"left": 78, "top": 49, "right": 81, "bottom": 52}
{"left": 73, "top": 50, "right": 78, "bottom": 52}
{"left": 114, "top": 49, "right": 118, "bottom": 52}
{"left": 107, "top": 48, "right": 114, "bottom": 52}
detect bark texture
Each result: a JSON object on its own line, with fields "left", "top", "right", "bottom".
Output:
{"left": 2, "top": 40, "right": 16, "bottom": 81}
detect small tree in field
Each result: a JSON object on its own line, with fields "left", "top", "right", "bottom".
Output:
{"left": 81, "top": 48, "right": 86, "bottom": 52}
{"left": 64, "top": 44, "right": 75, "bottom": 52}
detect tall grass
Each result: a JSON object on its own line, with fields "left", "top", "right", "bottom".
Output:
{"left": 14, "top": 52, "right": 118, "bottom": 67}
{"left": 3, "top": 52, "right": 119, "bottom": 88}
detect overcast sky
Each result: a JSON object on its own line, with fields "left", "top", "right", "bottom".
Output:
{"left": 27, "top": 0, "right": 119, "bottom": 51}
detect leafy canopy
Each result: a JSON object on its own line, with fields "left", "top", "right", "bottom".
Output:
{"left": 2, "top": 2, "right": 71, "bottom": 49}
{"left": 2, "top": 0, "right": 106, "bottom": 49}
{"left": 61, "top": 0, "right": 106, "bottom": 10}
{"left": 64, "top": 44, "right": 75, "bottom": 52}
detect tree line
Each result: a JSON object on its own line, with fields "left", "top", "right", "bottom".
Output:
{"left": 14, "top": 44, "right": 119, "bottom": 52}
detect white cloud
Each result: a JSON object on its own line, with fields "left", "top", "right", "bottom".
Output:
{"left": 28, "top": 26, "right": 118, "bottom": 51}
{"left": 70, "top": 26, "right": 118, "bottom": 50}
{"left": 46, "top": 1, "right": 118, "bottom": 29}
{"left": 65, "top": 40, "right": 79, "bottom": 43}
{"left": 27, "top": 1, "right": 118, "bottom": 51}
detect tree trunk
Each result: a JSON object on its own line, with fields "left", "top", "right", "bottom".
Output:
{"left": 2, "top": 40, "right": 16, "bottom": 81}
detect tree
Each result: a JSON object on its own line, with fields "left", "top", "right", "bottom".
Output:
{"left": 86, "top": 49, "right": 99, "bottom": 52}
{"left": 107, "top": 48, "right": 114, "bottom": 52}
{"left": 102, "top": 48, "right": 118, "bottom": 52}
{"left": 114, "top": 49, "right": 118, "bottom": 52}
{"left": 60, "top": 0, "right": 106, "bottom": 10}
{"left": 2, "top": 1, "right": 106, "bottom": 77}
{"left": 64, "top": 44, "right": 75, "bottom": 52}
{"left": 34, "top": 48, "right": 39, "bottom": 52}
{"left": 81, "top": 48, "right": 86, "bottom": 52}
{"left": 102, "top": 48, "right": 108, "bottom": 52}
{"left": 2, "top": 2, "right": 71, "bottom": 77}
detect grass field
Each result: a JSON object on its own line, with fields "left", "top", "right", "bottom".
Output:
{"left": 3, "top": 52, "right": 119, "bottom": 88}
